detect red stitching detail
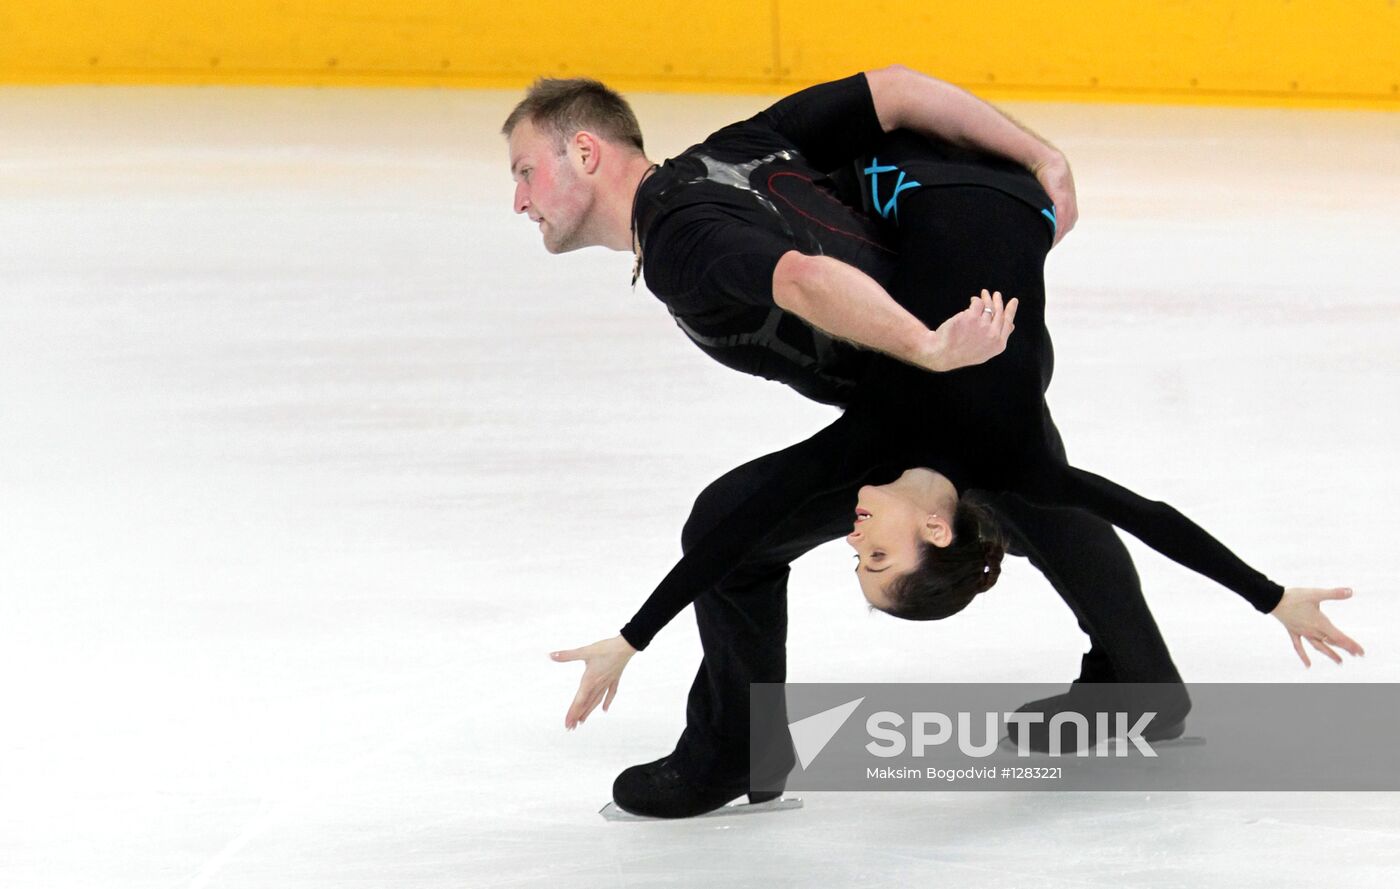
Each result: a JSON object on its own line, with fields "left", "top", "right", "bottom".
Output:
{"left": 765, "top": 171, "right": 897, "bottom": 255}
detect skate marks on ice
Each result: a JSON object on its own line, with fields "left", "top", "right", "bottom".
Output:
{"left": 599, "top": 796, "right": 804, "bottom": 822}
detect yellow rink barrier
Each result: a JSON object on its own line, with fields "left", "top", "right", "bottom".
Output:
{"left": 1, "top": 1, "right": 1396, "bottom": 108}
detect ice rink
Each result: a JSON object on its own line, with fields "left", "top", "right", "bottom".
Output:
{"left": 2, "top": 85, "right": 1398, "bottom": 887}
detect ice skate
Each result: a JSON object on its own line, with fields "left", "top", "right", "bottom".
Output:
{"left": 1004, "top": 682, "right": 1194, "bottom": 754}
{"left": 601, "top": 757, "right": 799, "bottom": 820}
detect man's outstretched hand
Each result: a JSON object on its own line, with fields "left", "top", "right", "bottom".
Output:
{"left": 551, "top": 635, "right": 637, "bottom": 730}
{"left": 917, "top": 289, "right": 1018, "bottom": 373}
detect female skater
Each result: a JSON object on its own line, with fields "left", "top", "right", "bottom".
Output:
{"left": 552, "top": 136, "right": 1364, "bottom": 789}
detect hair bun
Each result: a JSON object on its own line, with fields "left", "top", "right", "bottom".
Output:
{"left": 978, "top": 539, "right": 1006, "bottom": 593}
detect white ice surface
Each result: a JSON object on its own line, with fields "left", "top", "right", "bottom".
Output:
{"left": 1, "top": 86, "right": 1398, "bottom": 888}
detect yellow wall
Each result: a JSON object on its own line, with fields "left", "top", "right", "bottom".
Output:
{"left": 1, "top": 1, "right": 1396, "bottom": 108}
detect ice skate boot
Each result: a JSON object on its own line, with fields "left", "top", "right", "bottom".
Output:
{"left": 608, "top": 757, "right": 784, "bottom": 819}
{"left": 1006, "top": 681, "right": 1191, "bottom": 753}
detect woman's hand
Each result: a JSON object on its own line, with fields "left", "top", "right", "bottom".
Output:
{"left": 550, "top": 635, "right": 637, "bottom": 730}
{"left": 1270, "top": 587, "right": 1365, "bottom": 667}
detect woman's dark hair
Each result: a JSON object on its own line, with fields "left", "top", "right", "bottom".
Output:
{"left": 879, "top": 497, "right": 1007, "bottom": 621}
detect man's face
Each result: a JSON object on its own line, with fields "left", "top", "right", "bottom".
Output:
{"left": 508, "top": 119, "right": 594, "bottom": 254}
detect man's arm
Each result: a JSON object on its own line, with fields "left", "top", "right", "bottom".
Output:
{"left": 772, "top": 251, "right": 1016, "bottom": 373}
{"left": 864, "top": 65, "right": 1078, "bottom": 245}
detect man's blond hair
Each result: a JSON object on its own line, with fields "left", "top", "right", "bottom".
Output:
{"left": 502, "top": 78, "right": 645, "bottom": 154}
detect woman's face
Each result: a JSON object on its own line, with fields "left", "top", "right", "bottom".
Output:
{"left": 847, "top": 482, "right": 948, "bottom": 609}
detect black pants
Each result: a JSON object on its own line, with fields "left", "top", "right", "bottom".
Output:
{"left": 666, "top": 186, "right": 1182, "bottom": 787}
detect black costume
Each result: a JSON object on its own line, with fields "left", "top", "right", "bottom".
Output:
{"left": 625, "top": 74, "right": 1217, "bottom": 796}
{"left": 625, "top": 183, "right": 1284, "bottom": 648}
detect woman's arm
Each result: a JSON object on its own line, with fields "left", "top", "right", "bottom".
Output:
{"left": 622, "top": 412, "right": 879, "bottom": 650}
{"left": 551, "top": 412, "right": 881, "bottom": 729}
{"left": 1029, "top": 464, "right": 1363, "bottom": 665}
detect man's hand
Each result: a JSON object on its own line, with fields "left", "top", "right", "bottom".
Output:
{"left": 866, "top": 66, "right": 1079, "bottom": 247}
{"left": 916, "top": 289, "right": 1017, "bottom": 373}
{"left": 1270, "top": 587, "right": 1365, "bottom": 667}
{"left": 773, "top": 255, "right": 1015, "bottom": 377}
{"left": 1030, "top": 152, "right": 1078, "bottom": 247}
{"left": 550, "top": 635, "right": 637, "bottom": 729}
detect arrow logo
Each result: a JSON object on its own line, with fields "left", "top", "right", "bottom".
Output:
{"left": 789, "top": 697, "right": 865, "bottom": 769}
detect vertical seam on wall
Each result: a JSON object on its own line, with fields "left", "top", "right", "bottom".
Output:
{"left": 770, "top": 0, "right": 782, "bottom": 83}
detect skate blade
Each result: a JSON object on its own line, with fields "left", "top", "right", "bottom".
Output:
{"left": 997, "top": 734, "right": 1207, "bottom": 755}
{"left": 599, "top": 796, "right": 804, "bottom": 822}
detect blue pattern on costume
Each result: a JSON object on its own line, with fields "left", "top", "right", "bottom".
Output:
{"left": 863, "top": 158, "right": 921, "bottom": 223}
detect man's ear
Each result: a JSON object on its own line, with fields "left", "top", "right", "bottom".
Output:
{"left": 920, "top": 513, "right": 953, "bottom": 548}
{"left": 574, "top": 131, "right": 601, "bottom": 174}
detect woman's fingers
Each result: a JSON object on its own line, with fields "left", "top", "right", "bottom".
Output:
{"left": 1306, "top": 636, "right": 1344, "bottom": 665}
{"left": 570, "top": 677, "right": 598, "bottom": 719}
{"left": 566, "top": 685, "right": 589, "bottom": 729}
{"left": 1290, "top": 632, "right": 1311, "bottom": 668}
{"left": 581, "top": 687, "right": 605, "bottom": 722}
{"left": 557, "top": 647, "right": 594, "bottom": 728}
{"left": 1317, "top": 617, "right": 1364, "bottom": 657}
{"left": 1334, "top": 633, "right": 1364, "bottom": 658}
{"left": 568, "top": 679, "right": 606, "bottom": 729}
{"left": 587, "top": 679, "right": 614, "bottom": 717}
